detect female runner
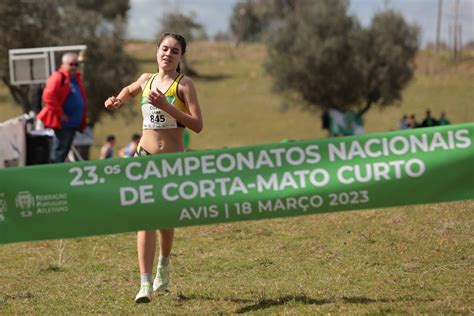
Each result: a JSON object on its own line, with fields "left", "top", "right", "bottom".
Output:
{"left": 104, "top": 33, "right": 203, "bottom": 303}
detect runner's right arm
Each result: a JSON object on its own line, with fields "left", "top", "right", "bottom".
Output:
{"left": 104, "top": 73, "right": 152, "bottom": 110}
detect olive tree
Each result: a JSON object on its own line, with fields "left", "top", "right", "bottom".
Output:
{"left": 265, "top": 0, "right": 419, "bottom": 114}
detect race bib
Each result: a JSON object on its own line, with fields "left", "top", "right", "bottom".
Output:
{"left": 142, "top": 96, "right": 177, "bottom": 129}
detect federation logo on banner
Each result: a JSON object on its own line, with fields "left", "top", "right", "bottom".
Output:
{"left": 15, "top": 191, "right": 35, "bottom": 218}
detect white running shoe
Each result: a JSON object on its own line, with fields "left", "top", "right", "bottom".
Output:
{"left": 134, "top": 283, "right": 152, "bottom": 303}
{"left": 153, "top": 265, "right": 169, "bottom": 291}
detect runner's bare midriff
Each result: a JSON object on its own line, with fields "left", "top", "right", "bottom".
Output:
{"left": 139, "top": 128, "right": 185, "bottom": 154}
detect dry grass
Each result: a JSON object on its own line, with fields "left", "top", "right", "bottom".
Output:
{"left": 1, "top": 41, "right": 473, "bottom": 158}
{"left": 92, "top": 41, "right": 474, "bottom": 159}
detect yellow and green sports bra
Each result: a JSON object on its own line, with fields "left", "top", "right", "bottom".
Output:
{"left": 141, "top": 73, "right": 186, "bottom": 129}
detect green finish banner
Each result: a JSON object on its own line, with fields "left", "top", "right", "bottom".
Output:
{"left": 1, "top": 123, "right": 473, "bottom": 244}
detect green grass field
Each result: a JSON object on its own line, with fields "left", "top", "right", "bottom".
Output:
{"left": 0, "top": 42, "right": 473, "bottom": 314}
{"left": 0, "top": 202, "right": 472, "bottom": 314}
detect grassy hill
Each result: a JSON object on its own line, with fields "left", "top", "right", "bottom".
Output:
{"left": 0, "top": 42, "right": 473, "bottom": 314}
{"left": 91, "top": 42, "right": 474, "bottom": 158}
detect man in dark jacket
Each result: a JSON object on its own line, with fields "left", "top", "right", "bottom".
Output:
{"left": 421, "top": 109, "right": 438, "bottom": 128}
{"left": 37, "top": 53, "right": 87, "bottom": 163}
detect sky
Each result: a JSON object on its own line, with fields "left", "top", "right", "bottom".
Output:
{"left": 127, "top": 0, "right": 474, "bottom": 46}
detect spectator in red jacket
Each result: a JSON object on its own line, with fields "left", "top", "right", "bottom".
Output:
{"left": 37, "top": 53, "right": 87, "bottom": 163}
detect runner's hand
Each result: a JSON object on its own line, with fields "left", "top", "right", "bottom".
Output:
{"left": 148, "top": 88, "right": 169, "bottom": 110}
{"left": 104, "top": 96, "right": 122, "bottom": 110}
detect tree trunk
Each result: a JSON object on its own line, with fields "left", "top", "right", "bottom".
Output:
{"left": 181, "top": 56, "right": 198, "bottom": 77}
{"left": 359, "top": 100, "right": 372, "bottom": 116}
{"left": 1, "top": 76, "right": 31, "bottom": 113}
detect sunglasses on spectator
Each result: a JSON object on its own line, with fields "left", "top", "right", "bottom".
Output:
{"left": 69, "top": 62, "right": 79, "bottom": 67}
